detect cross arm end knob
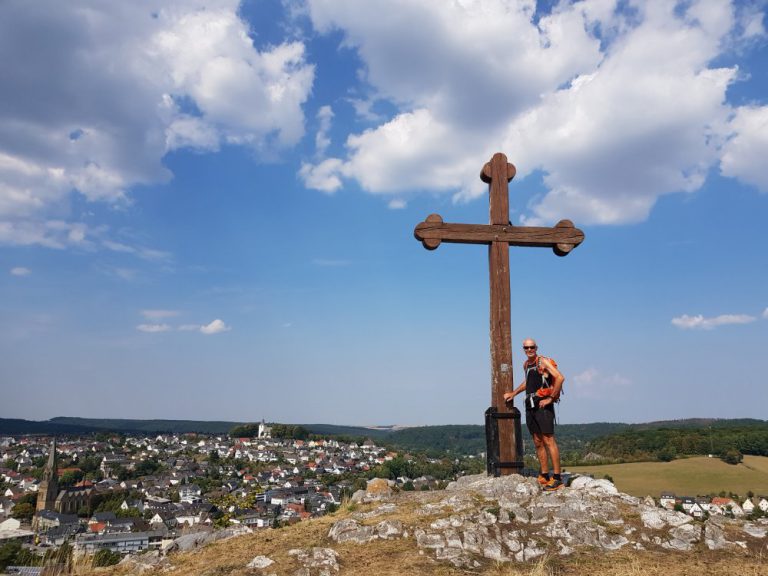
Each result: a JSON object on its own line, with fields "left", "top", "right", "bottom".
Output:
{"left": 551, "top": 219, "right": 585, "bottom": 256}
{"left": 414, "top": 213, "right": 444, "bottom": 250}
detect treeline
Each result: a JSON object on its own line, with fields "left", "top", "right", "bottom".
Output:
{"left": 382, "top": 422, "right": 633, "bottom": 457}
{"left": 588, "top": 425, "right": 768, "bottom": 462}
{"left": 50, "top": 417, "right": 241, "bottom": 434}
{"left": 385, "top": 425, "right": 485, "bottom": 456}
{"left": 229, "top": 423, "right": 310, "bottom": 440}
{"left": 370, "top": 454, "right": 485, "bottom": 481}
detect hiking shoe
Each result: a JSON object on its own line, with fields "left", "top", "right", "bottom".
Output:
{"left": 537, "top": 474, "right": 550, "bottom": 487}
{"left": 543, "top": 477, "right": 563, "bottom": 492}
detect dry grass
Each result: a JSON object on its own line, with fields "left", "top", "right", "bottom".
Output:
{"left": 72, "top": 492, "right": 768, "bottom": 576}
{"left": 483, "top": 549, "right": 767, "bottom": 576}
{"left": 74, "top": 523, "right": 768, "bottom": 576}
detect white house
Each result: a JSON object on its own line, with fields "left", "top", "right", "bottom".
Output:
{"left": 680, "top": 496, "right": 695, "bottom": 512}
{"left": 178, "top": 484, "right": 202, "bottom": 504}
{"left": 258, "top": 420, "right": 272, "bottom": 439}
{"left": 689, "top": 503, "right": 705, "bottom": 519}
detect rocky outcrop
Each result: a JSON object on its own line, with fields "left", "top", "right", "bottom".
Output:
{"left": 166, "top": 525, "right": 252, "bottom": 553}
{"left": 247, "top": 555, "right": 275, "bottom": 570}
{"left": 288, "top": 548, "right": 339, "bottom": 576}
{"left": 118, "top": 550, "right": 170, "bottom": 573}
{"left": 325, "top": 474, "right": 768, "bottom": 568}
{"left": 143, "top": 474, "right": 766, "bottom": 575}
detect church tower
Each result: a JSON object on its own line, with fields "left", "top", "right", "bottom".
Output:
{"left": 36, "top": 437, "right": 59, "bottom": 513}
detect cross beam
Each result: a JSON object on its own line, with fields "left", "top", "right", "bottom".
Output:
{"left": 413, "top": 152, "right": 584, "bottom": 474}
{"left": 415, "top": 216, "right": 584, "bottom": 255}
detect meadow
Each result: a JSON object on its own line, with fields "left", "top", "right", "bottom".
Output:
{"left": 568, "top": 455, "right": 768, "bottom": 497}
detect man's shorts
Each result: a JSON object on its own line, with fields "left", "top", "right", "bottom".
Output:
{"left": 526, "top": 405, "right": 555, "bottom": 436}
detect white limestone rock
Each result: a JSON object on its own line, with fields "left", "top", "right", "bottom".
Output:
{"left": 288, "top": 548, "right": 339, "bottom": 575}
{"left": 247, "top": 556, "right": 275, "bottom": 569}
{"left": 704, "top": 522, "right": 732, "bottom": 550}
{"left": 327, "top": 519, "right": 376, "bottom": 544}
{"left": 663, "top": 523, "right": 701, "bottom": 551}
{"left": 375, "top": 519, "right": 403, "bottom": 539}
{"left": 640, "top": 506, "right": 692, "bottom": 530}
{"left": 415, "top": 529, "right": 446, "bottom": 549}
{"left": 353, "top": 503, "right": 397, "bottom": 520}
{"left": 743, "top": 523, "right": 767, "bottom": 538}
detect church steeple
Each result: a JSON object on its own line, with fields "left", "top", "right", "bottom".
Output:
{"left": 36, "top": 437, "right": 59, "bottom": 513}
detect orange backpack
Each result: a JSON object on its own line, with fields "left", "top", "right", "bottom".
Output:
{"left": 524, "top": 356, "right": 560, "bottom": 400}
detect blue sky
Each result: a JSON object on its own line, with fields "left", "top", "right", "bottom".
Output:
{"left": 1, "top": 0, "right": 767, "bottom": 426}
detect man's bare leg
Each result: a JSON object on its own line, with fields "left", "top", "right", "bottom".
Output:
{"left": 541, "top": 434, "right": 560, "bottom": 475}
{"left": 532, "top": 433, "right": 549, "bottom": 475}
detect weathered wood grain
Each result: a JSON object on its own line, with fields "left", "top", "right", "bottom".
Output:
{"left": 414, "top": 220, "right": 585, "bottom": 253}
{"left": 487, "top": 153, "right": 516, "bottom": 473}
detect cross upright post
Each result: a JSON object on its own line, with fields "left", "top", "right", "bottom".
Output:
{"left": 414, "top": 152, "right": 584, "bottom": 475}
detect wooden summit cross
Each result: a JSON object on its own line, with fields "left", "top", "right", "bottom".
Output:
{"left": 414, "top": 152, "right": 584, "bottom": 475}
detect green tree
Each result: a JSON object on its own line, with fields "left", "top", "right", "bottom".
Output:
{"left": 59, "top": 469, "right": 84, "bottom": 487}
{"left": 0, "top": 540, "right": 22, "bottom": 571}
{"left": 134, "top": 458, "right": 162, "bottom": 477}
{"left": 14, "top": 547, "right": 41, "bottom": 567}
{"left": 17, "top": 493, "right": 37, "bottom": 507}
{"left": 115, "top": 507, "right": 141, "bottom": 518}
{"left": 657, "top": 446, "right": 677, "bottom": 462}
{"left": 92, "top": 549, "right": 121, "bottom": 567}
{"left": 720, "top": 449, "right": 743, "bottom": 465}
{"left": 11, "top": 502, "right": 34, "bottom": 521}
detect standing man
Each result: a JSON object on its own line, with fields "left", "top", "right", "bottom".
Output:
{"left": 503, "top": 338, "right": 565, "bottom": 491}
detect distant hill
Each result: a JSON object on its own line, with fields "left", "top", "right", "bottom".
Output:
{"left": 589, "top": 421, "right": 768, "bottom": 460}
{"left": 0, "top": 418, "right": 101, "bottom": 435}
{"left": 384, "top": 422, "right": 634, "bottom": 456}
{"left": 2, "top": 417, "right": 766, "bottom": 461}
{"left": 632, "top": 418, "right": 767, "bottom": 430}
{"left": 50, "top": 416, "right": 242, "bottom": 434}
{"left": 300, "top": 423, "right": 391, "bottom": 439}
{"left": 0, "top": 418, "right": 398, "bottom": 438}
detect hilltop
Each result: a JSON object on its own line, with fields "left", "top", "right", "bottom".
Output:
{"left": 77, "top": 474, "right": 766, "bottom": 576}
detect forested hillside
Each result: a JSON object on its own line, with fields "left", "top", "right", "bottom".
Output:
{"left": 589, "top": 424, "right": 768, "bottom": 462}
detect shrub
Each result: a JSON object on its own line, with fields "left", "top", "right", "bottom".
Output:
{"left": 92, "top": 549, "right": 121, "bottom": 567}
{"left": 720, "top": 449, "right": 743, "bottom": 465}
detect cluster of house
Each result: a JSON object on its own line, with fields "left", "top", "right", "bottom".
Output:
{"left": 0, "top": 431, "right": 408, "bottom": 556}
{"left": 658, "top": 492, "right": 768, "bottom": 518}
{"left": 0, "top": 482, "right": 344, "bottom": 555}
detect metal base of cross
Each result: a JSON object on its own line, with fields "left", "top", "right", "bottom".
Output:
{"left": 484, "top": 406, "right": 524, "bottom": 477}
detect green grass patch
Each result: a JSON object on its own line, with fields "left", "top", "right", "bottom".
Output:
{"left": 568, "top": 455, "right": 768, "bottom": 497}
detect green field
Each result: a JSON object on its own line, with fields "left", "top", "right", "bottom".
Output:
{"left": 568, "top": 455, "right": 768, "bottom": 498}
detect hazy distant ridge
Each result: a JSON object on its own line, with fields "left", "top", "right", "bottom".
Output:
{"left": 1, "top": 417, "right": 765, "bottom": 457}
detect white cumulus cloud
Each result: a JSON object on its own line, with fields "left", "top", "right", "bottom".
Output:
{"left": 301, "top": 0, "right": 767, "bottom": 225}
{"left": 720, "top": 105, "right": 768, "bottom": 192}
{"left": 671, "top": 313, "right": 756, "bottom": 330}
{"left": 200, "top": 319, "right": 231, "bottom": 335}
{"left": 571, "top": 368, "right": 631, "bottom": 399}
{"left": 10, "top": 266, "right": 31, "bottom": 276}
{"left": 0, "top": 0, "right": 314, "bottom": 248}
